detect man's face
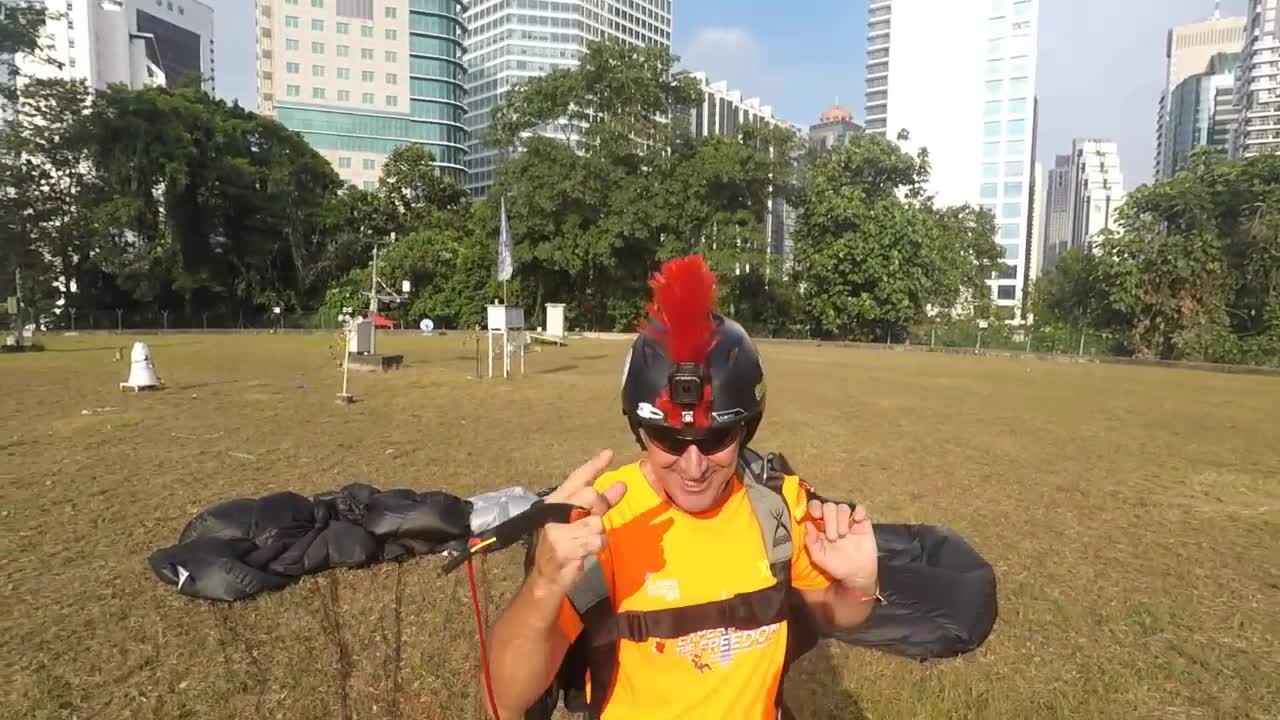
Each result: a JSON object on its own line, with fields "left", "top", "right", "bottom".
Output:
{"left": 642, "top": 427, "right": 742, "bottom": 514}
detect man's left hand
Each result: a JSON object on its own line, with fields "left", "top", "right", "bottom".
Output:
{"left": 804, "top": 499, "right": 879, "bottom": 598}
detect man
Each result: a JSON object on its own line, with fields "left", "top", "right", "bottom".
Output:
{"left": 486, "top": 256, "right": 879, "bottom": 720}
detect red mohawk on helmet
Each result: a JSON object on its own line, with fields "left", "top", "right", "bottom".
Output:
{"left": 638, "top": 255, "right": 719, "bottom": 427}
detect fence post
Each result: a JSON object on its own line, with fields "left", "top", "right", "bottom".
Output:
{"left": 1078, "top": 331, "right": 1086, "bottom": 356}
{"left": 69, "top": 307, "right": 76, "bottom": 331}
{"left": 930, "top": 327, "right": 936, "bottom": 348}
{"left": 1025, "top": 333, "right": 1031, "bottom": 352}
{"left": 116, "top": 308, "right": 123, "bottom": 332}
{"left": 161, "top": 309, "right": 169, "bottom": 331}
{"left": 202, "top": 312, "right": 208, "bottom": 331}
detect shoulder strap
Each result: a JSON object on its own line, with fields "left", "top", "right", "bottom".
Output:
{"left": 738, "top": 447, "right": 793, "bottom": 586}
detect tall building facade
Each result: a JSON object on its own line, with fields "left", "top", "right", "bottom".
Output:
{"left": 1153, "top": 14, "right": 1246, "bottom": 178}
{"left": 1067, "top": 139, "right": 1125, "bottom": 253}
{"left": 462, "top": 0, "right": 673, "bottom": 198}
{"left": 809, "top": 103, "right": 861, "bottom": 152}
{"left": 256, "top": 0, "right": 469, "bottom": 190}
{"left": 863, "top": 0, "right": 1041, "bottom": 312}
{"left": 1027, "top": 160, "right": 1045, "bottom": 281}
{"left": 16, "top": 0, "right": 215, "bottom": 93}
{"left": 1165, "top": 51, "right": 1241, "bottom": 174}
{"left": 1232, "top": 0, "right": 1280, "bottom": 158}
{"left": 678, "top": 70, "right": 801, "bottom": 270}
{"left": 1041, "top": 154, "right": 1073, "bottom": 271}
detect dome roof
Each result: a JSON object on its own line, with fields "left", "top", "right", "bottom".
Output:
{"left": 819, "top": 104, "right": 854, "bottom": 123}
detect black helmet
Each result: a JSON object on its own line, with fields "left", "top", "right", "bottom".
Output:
{"left": 621, "top": 314, "right": 767, "bottom": 451}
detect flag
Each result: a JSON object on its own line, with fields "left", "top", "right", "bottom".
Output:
{"left": 497, "top": 195, "right": 514, "bottom": 283}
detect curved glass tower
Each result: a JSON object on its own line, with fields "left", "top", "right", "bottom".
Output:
{"left": 257, "top": 0, "right": 469, "bottom": 188}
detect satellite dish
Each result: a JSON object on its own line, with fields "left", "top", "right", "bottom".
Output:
{"left": 419, "top": 318, "right": 435, "bottom": 335}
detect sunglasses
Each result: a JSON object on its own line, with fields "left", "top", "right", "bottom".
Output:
{"left": 644, "top": 425, "right": 741, "bottom": 456}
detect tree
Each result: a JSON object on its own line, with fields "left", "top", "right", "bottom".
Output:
{"left": 0, "top": 1, "right": 58, "bottom": 102}
{"left": 791, "top": 134, "right": 1001, "bottom": 340}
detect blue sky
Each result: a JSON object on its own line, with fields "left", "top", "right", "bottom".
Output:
{"left": 217, "top": 0, "right": 1248, "bottom": 188}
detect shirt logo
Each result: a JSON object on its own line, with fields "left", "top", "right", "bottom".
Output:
{"left": 771, "top": 508, "right": 790, "bottom": 549}
{"left": 645, "top": 573, "right": 681, "bottom": 601}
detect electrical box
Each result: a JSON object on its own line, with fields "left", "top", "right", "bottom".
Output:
{"left": 347, "top": 319, "right": 374, "bottom": 354}
{"left": 544, "top": 303, "right": 566, "bottom": 338}
{"left": 486, "top": 305, "right": 525, "bottom": 331}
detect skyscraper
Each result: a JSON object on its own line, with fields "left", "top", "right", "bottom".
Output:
{"left": 461, "top": 0, "right": 673, "bottom": 198}
{"left": 1028, "top": 160, "right": 1045, "bottom": 282}
{"left": 256, "top": 0, "right": 469, "bottom": 190}
{"left": 15, "top": 0, "right": 215, "bottom": 93}
{"left": 1165, "top": 51, "right": 1241, "bottom": 174}
{"left": 1232, "top": 0, "right": 1280, "bottom": 159}
{"left": 863, "top": 0, "right": 1040, "bottom": 312}
{"left": 809, "top": 103, "right": 861, "bottom": 152}
{"left": 1067, "top": 139, "right": 1125, "bottom": 254}
{"left": 1041, "top": 154, "right": 1073, "bottom": 271}
{"left": 1153, "top": 12, "right": 1246, "bottom": 178}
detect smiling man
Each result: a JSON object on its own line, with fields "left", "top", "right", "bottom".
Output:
{"left": 485, "top": 255, "right": 879, "bottom": 720}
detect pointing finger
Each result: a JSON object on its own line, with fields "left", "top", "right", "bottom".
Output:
{"left": 550, "top": 450, "right": 614, "bottom": 502}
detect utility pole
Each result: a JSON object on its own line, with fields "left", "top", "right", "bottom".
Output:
{"left": 13, "top": 267, "right": 23, "bottom": 349}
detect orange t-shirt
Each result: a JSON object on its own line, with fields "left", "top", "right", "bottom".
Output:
{"left": 556, "top": 461, "right": 833, "bottom": 720}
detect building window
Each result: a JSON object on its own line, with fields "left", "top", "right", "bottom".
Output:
{"left": 1007, "top": 119, "right": 1026, "bottom": 137}
{"left": 361, "top": 25, "right": 374, "bottom": 38}
{"left": 361, "top": 48, "right": 374, "bottom": 60}
{"left": 981, "top": 183, "right": 998, "bottom": 199}
{"left": 337, "top": 45, "right": 350, "bottom": 57}
{"left": 312, "top": 64, "right": 324, "bottom": 77}
{"left": 364, "top": 181, "right": 376, "bottom": 190}
{"left": 1005, "top": 182, "right": 1024, "bottom": 198}
{"left": 385, "top": 29, "right": 397, "bottom": 40}
{"left": 985, "top": 100, "right": 1002, "bottom": 117}
{"left": 1009, "top": 77, "right": 1029, "bottom": 94}
{"left": 385, "top": 6, "right": 397, "bottom": 18}
{"left": 1001, "top": 244, "right": 1020, "bottom": 260}
{"left": 984, "top": 121, "right": 1001, "bottom": 139}
{"left": 311, "top": 0, "right": 323, "bottom": 6}
{"left": 337, "top": 67, "right": 350, "bottom": 79}
{"left": 286, "top": 39, "right": 299, "bottom": 50}
{"left": 312, "top": 87, "right": 326, "bottom": 99}
{"left": 985, "top": 59, "right": 1002, "bottom": 77}
{"left": 1005, "top": 160, "right": 1025, "bottom": 176}
{"left": 285, "top": 0, "right": 298, "bottom": 4}
{"left": 337, "top": 89, "right": 350, "bottom": 101}
{"left": 1000, "top": 224, "right": 1020, "bottom": 240}
{"left": 362, "top": 92, "right": 374, "bottom": 104}
{"left": 386, "top": 73, "right": 397, "bottom": 84}
{"left": 337, "top": 22, "right": 350, "bottom": 34}
{"left": 386, "top": 95, "right": 398, "bottom": 107}
{"left": 1002, "top": 202, "right": 1022, "bottom": 219}
{"left": 312, "top": 19, "right": 324, "bottom": 31}
{"left": 986, "top": 80, "right": 1002, "bottom": 97}
{"left": 286, "top": 62, "right": 300, "bottom": 73}
{"left": 991, "top": 0, "right": 1009, "bottom": 13}
{"left": 983, "top": 163, "right": 1000, "bottom": 179}
{"left": 338, "top": 156, "right": 351, "bottom": 168}
{"left": 988, "top": 18, "right": 1005, "bottom": 37}
{"left": 1007, "top": 97, "right": 1027, "bottom": 114}
{"left": 363, "top": 159, "right": 375, "bottom": 170}
{"left": 984, "top": 142, "right": 1000, "bottom": 159}
{"left": 361, "top": 70, "right": 374, "bottom": 82}
{"left": 311, "top": 41, "right": 325, "bottom": 53}
{"left": 997, "top": 263, "right": 1018, "bottom": 280}
{"left": 287, "top": 84, "right": 301, "bottom": 97}
{"left": 385, "top": 50, "right": 398, "bottom": 62}
{"left": 1006, "top": 140, "right": 1026, "bottom": 157}
{"left": 1013, "top": 0, "right": 1032, "bottom": 17}
{"left": 285, "top": 15, "right": 300, "bottom": 28}
{"left": 997, "top": 285, "right": 1017, "bottom": 301}
{"left": 987, "top": 38, "right": 1004, "bottom": 56}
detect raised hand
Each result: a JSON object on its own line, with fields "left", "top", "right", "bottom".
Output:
{"left": 533, "top": 450, "right": 627, "bottom": 595}
{"left": 804, "top": 499, "right": 879, "bottom": 598}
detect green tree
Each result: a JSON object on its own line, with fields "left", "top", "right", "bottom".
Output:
{"left": 791, "top": 134, "right": 1001, "bottom": 340}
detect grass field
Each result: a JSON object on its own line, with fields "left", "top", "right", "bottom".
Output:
{"left": 2, "top": 333, "right": 1278, "bottom": 720}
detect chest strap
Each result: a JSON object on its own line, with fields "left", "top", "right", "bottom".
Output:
{"left": 584, "top": 581, "right": 790, "bottom": 646}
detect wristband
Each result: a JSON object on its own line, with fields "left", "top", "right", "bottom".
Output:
{"left": 836, "top": 580, "right": 885, "bottom": 605}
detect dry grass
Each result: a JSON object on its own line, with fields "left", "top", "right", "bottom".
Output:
{"left": 2, "top": 333, "right": 1278, "bottom": 720}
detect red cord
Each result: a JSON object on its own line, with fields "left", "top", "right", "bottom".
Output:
{"left": 466, "top": 555, "right": 502, "bottom": 720}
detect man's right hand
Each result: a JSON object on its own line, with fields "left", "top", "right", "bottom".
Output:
{"left": 531, "top": 449, "right": 627, "bottom": 596}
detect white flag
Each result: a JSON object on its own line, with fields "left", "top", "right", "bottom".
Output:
{"left": 497, "top": 196, "right": 514, "bottom": 282}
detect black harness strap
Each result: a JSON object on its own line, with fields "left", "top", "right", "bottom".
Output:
{"left": 586, "top": 582, "right": 790, "bottom": 646}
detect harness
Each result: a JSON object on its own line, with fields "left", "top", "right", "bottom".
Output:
{"left": 560, "top": 447, "right": 816, "bottom": 719}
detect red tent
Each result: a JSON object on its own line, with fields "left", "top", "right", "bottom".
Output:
{"left": 367, "top": 311, "right": 398, "bottom": 329}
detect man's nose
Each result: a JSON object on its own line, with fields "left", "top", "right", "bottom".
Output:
{"left": 676, "top": 444, "right": 709, "bottom": 478}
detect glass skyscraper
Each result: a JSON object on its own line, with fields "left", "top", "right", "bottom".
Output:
{"left": 461, "top": 0, "right": 673, "bottom": 197}
{"left": 257, "top": 0, "right": 469, "bottom": 189}
{"left": 863, "top": 0, "right": 1040, "bottom": 312}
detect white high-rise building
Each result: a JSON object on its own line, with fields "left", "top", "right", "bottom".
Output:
{"left": 1067, "top": 139, "right": 1125, "bottom": 253}
{"left": 1153, "top": 13, "right": 1246, "bottom": 178}
{"left": 461, "top": 0, "right": 673, "bottom": 197}
{"left": 1232, "top": 0, "right": 1280, "bottom": 158}
{"left": 864, "top": 0, "right": 1040, "bottom": 312}
{"left": 16, "top": 0, "right": 214, "bottom": 94}
{"left": 255, "top": 0, "right": 469, "bottom": 190}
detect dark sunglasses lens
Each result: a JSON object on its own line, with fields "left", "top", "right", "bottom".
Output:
{"left": 648, "top": 426, "right": 739, "bottom": 455}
